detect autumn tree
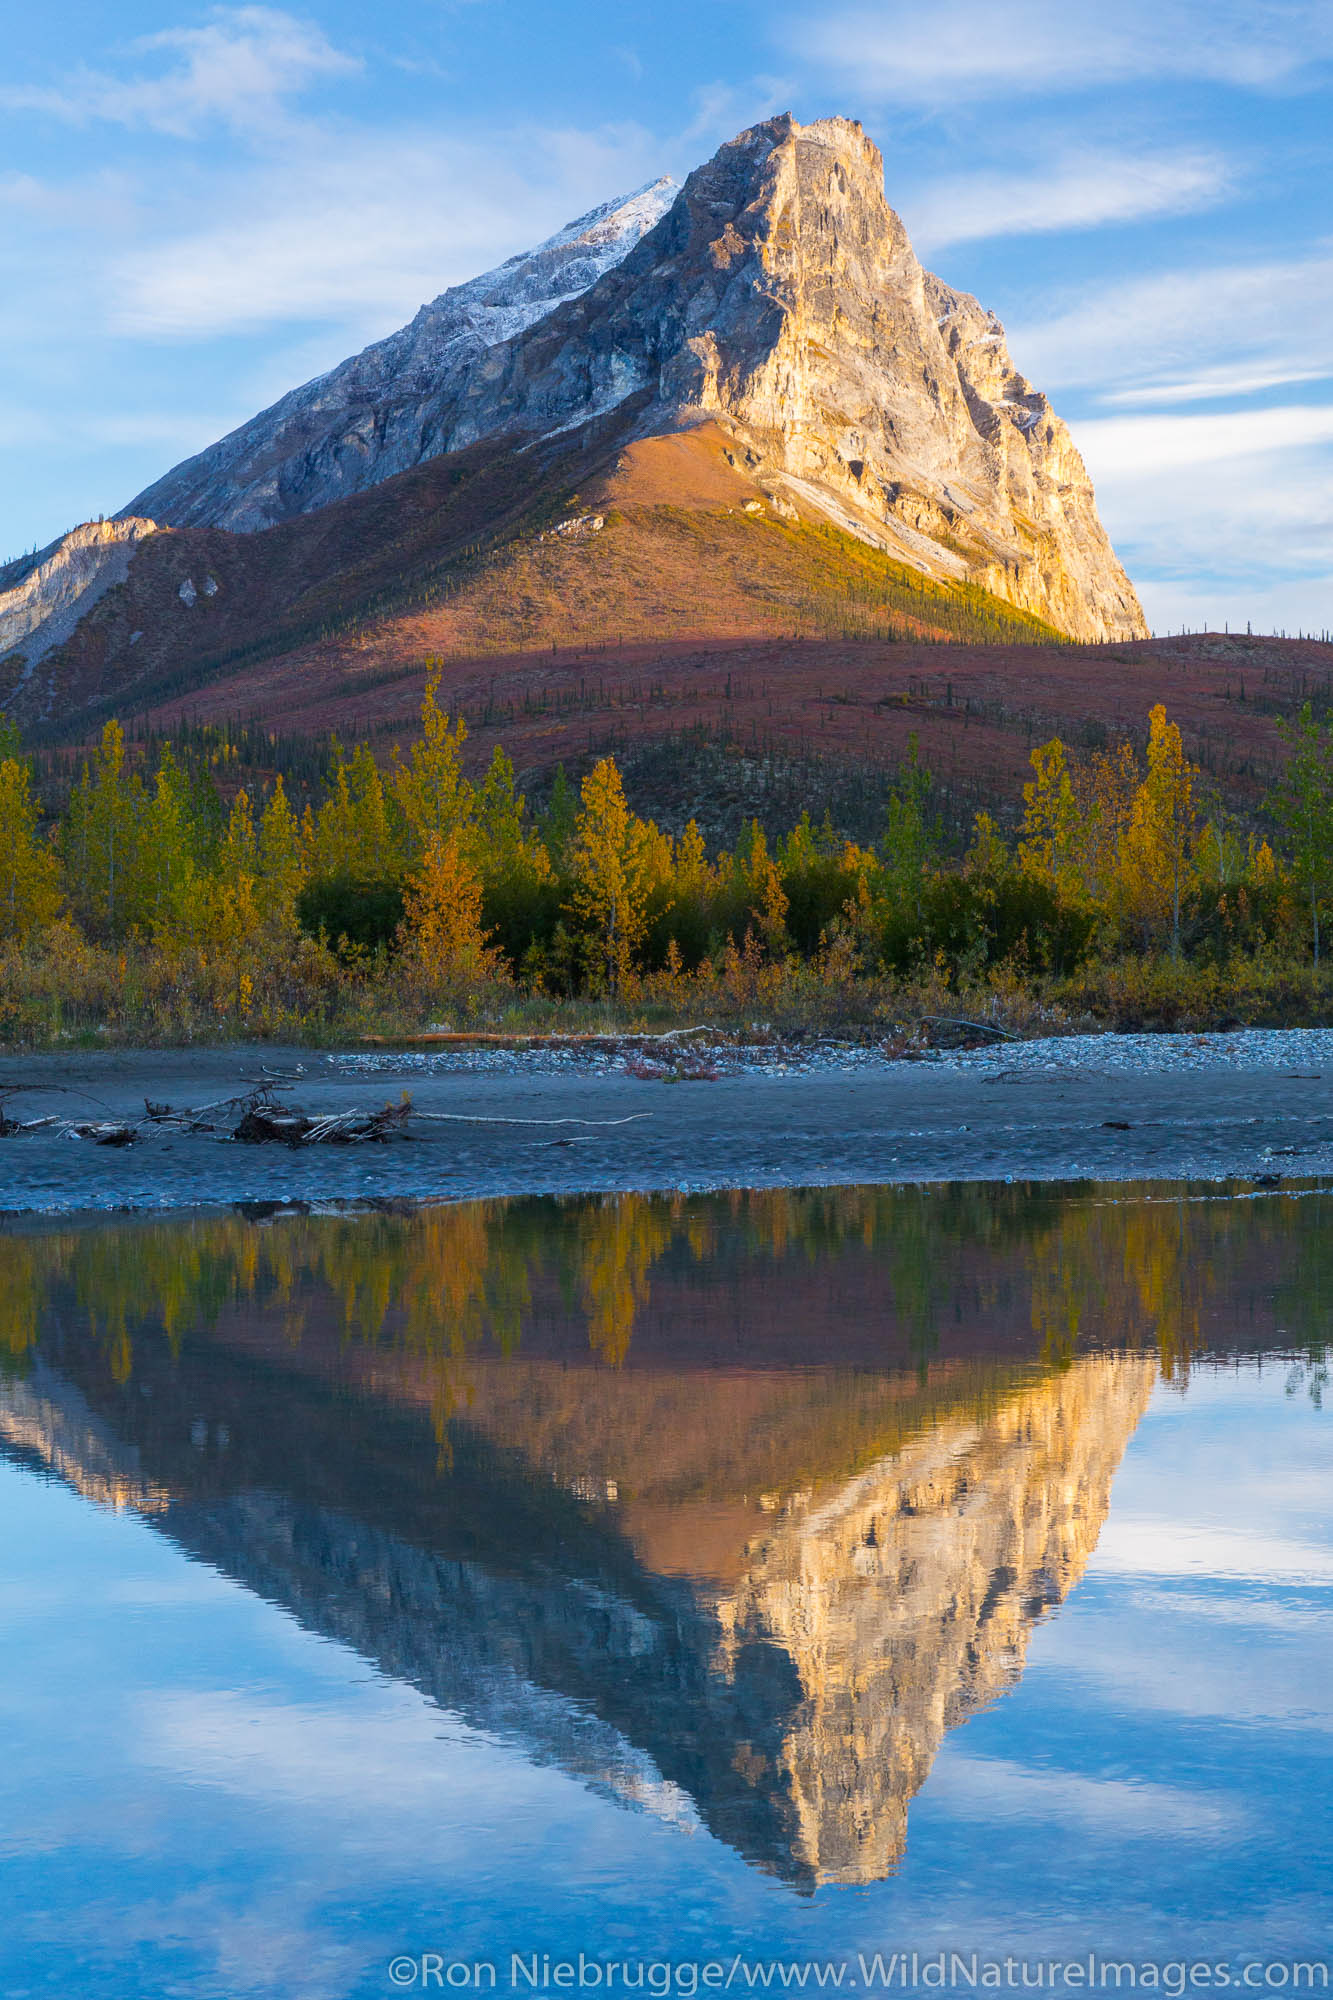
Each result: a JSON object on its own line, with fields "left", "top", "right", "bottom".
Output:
{"left": 310, "top": 742, "right": 400, "bottom": 882}
{"left": 0, "top": 753, "right": 60, "bottom": 940}
{"left": 731, "top": 820, "right": 789, "bottom": 956}
{"left": 393, "top": 667, "right": 473, "bottom": 859}
{"left": 399, "top": 830, "right": 502, "bottom": 988}
{"left": 1018, "top": 738, "right": 1082, "bottom": 900}
{"left": 568, "top": 758, "right": 667, "bottom": 992}
{"left": 1117, "top": 705, "right": 1198, "bottom": 954}
{"left": 1268, "top": 702, "right": 1333, "bottom": 964}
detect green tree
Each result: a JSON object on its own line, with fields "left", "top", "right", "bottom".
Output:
{"left": 881, "top": 735, "right": 937, "bottom": 922}
{"left": 1268, "top": 701, "right": 1333, "bottom": 964}
{"left": 63, "top": 720, "right": 142, "bottom": 939}
{"left": 131, "top": 748, "right": 199, "bottom": 942}
{"left": 256, "top": 777, "right": 305, "bottom": 925}
{"left": 393, "top": 667, "right": 473, "bottom": 859}
{"left": 539, "top": 765, "right": 577, "bottom": 869}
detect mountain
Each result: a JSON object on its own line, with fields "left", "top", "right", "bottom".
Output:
{"left": 0, "top": 1331, "right": 1153, "bottom": 1888}
{"left": 1, "top": 114, "right": 1148, "bottom": 745}
{"left": 124, "top": 178, "right": 679, "bottom": 534}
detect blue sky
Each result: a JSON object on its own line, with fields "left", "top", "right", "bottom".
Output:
{"left": 3, "top": 0, "right": 1332, "bottom": 635}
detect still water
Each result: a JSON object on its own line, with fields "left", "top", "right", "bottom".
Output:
{"left": 1, "top": 1183, "right": 1330, "bottom": 1998}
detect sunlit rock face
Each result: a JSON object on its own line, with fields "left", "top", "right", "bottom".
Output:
{"left": 0, "top": 1333, "right": 1154, "bottom": 1888}
{"left": 0, "top": 1360, "right": 170, "bottom": 1515}
{"left": 118, "top": 116, "right": 1143, "bottom": 642}
{"left": 0, "top": 517, "right": 158, "bottom": 685}
{"left": 451, "top": 113, "right": 1144, "bottom": 641}
{"left": 707, "top": 1353, "right": 1158, "bottom": 1884}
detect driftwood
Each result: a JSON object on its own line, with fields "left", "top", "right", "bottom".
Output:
{"left": 0, "top": 1076, "right": 653, "bottom": 1147}
{"left": 917, "top": 1015, "right": 1019, "bottom": 1042}
{"left": 68, "top": 1121, "right": 138, "bottom": 1146}
{"left": 410, "top": 1110, "right": 651, "bottom": 1128}
{"left": 356, "top": 1025, "right": 726, "bottom": 1050}
{"left": 1, "top": 1078, "right": 417, "bottom": 1147}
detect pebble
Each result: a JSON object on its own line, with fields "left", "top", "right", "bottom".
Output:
{"left": 329, "top": 1027, "right": 1333, "bottom": 1083}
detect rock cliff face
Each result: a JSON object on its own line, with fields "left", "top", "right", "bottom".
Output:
{"left": 0, "top": 517, "right": 158, "bottom": 687}
{"left": 713, "top": 1353, "right": 1157, "bottom": 1883}
{"left": 116, "top": 115, "right": 1145, "bottom": 642}
{"left": 0, "top": 1344, "right": 1154, "bottom": 1885}
{"left": 123, "top": 180, "right": 678, "bottom": 533}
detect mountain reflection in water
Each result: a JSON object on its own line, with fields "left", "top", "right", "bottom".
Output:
{"left": 2, "top": 1182, "right": 1329, "bottom": 1889}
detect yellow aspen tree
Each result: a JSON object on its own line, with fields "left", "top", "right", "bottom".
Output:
{"left": 204, "top": 788, "right": 262, "bottom": 954}
{"left": 393, "top": 667, "right": 473, "bottom": 859}
{"left": 399, "top": 830, "right": 502, "bottom": 986}
{"left": 1118, "top": 705, "right": 1198, "bottom": 954}
{"left": 738, "top": 821, "right": 789, "bottom": 956}
{"left": 1017, "top": 739, "right": 1082, "bottom": 898}
{"left": 311, "top": 744, "right": 398, "bottom": 881}
{"left": 673, "top": 819, "right": 712, "bottom": 898}
{"left": 1080, "top": 740, "right": 1140, "bottom": 911}
{"left": 568, "top": 758, "right": 662, "bottom": 993}
{"left": 0, "top": 756, "right": 60, "bottom": 940}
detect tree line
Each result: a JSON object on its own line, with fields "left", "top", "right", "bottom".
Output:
{"left": 1, "top": 675, "right": 1332, "bottom": 1037}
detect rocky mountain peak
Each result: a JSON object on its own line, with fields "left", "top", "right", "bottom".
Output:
{"left": 450, "top": 111, "right": 1144, "bottom": 641}
{"left": 122, "top": 176, "right": 680, "bottom": 534}
{"left": 116, "top": 113, "right": 1140, "bottom": 642}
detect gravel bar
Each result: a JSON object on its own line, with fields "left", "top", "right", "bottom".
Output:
{"left": 0, "top": 1030, "right": 1330, "bottom": 1215}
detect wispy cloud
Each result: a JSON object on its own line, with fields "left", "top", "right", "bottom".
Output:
{"left": 929, "top": 1753, "right": 1239, "bottom": 1835}
{"left": 1070, "top": 407, "right": 1333, "bottom": 632}
{"left": 1010, "top": 253, "right": 1333, "bottom": 396}
{"left": 906, "top": 149, "right": 1227, "bottom": 253}
{"left": 0, "top": 6, "right": 357, "bottom": 138}
{"left": 1101, "top": 365, "right": 1333, "bottom": 407}
{"left": 784, "top": 0, "right": 1333, "bottom": 106}
{"left": 1094, "top": 1515, "right": 1333, "bottom": 1583}
{"left": 1076, "top": 406, "right": 1333, "bottom": 478}
{"left": 109, "top": 123, "right": 668, "bottom": 338}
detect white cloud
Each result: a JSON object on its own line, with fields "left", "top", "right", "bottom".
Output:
{"left": 1076, "top": 412, "right": 1333, "bottom": 614}
{"left": 1102, "top": 366, "right": 1333, "bottom": 407}
{"left": 785, "top": 0, "right": 1333, "bottom": 106}
{"left": 1076, "top": 405, "right": 1333, "bottom": 478}
{"left": 109, "top": 123, "right": 666, "bottom": 338}
{"left": 1094, "top": 1516, "right": 1333, "bottom": 1583}
{"left": 928, "top": 1752, "right": 1239, "bottom": 1835}
{"left": 907, "top": 150, "right": 1227, "bottom": 253}
{"left": 1010, "top": 253, "right": 1333, "bottom": 396}
{"left": 0, "top": 6, "right": 357, "bottom": 138}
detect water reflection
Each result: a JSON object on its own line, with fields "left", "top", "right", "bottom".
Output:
{"left": 1, "top": 1183, "right": 1328, "bottom": 1890}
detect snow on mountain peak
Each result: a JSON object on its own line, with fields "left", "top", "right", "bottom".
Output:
{"left": 122, "top": 176, "right": 680, "bottom": 534}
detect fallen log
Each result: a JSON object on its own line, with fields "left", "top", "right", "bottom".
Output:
{"left": 67, "top": 1121, "right": 138, "bottom": 1146}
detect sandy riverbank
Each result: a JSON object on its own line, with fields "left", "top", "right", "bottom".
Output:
{"left": 1, "top": 1032, "right": 1331, "bottom": 1214}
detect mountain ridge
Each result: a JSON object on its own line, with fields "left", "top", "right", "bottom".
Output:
{"left": 2, "top": 113, "right": 1148, "bottom": 733}
{"left": 122, "top": 176, "right": 679, "bottom": 534}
